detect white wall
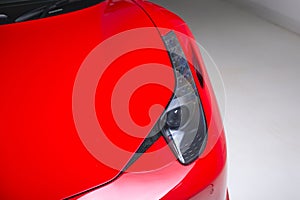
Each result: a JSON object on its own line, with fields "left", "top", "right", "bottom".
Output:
{"left": 254, "top": 0, "right": 300, "bottom": 22}
{"left": 226, "top": 0, "right": 300, "bottom": 34}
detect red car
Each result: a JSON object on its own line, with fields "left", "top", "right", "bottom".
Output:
{"left": 0, "top": 0, "right": 228, "bottom": 199}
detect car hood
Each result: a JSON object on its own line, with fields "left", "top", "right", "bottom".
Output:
{"left": 0, "top": 1, "right": 174, "bottom": 199}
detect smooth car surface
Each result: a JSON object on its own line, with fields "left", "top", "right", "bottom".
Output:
{"left": 0, "top": 0, "right": 228, "bottom": 199}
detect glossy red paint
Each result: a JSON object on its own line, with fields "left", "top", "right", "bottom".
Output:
{"left": 77, "top": 131, "right": 227, "bottom": 200}
{"left": 0, "top": 1, "right": 173, "bottom": 199}
{"left": 0, "top": 0, "right": 228, "bottom": 199}
{"left": 77, "top": 0, "right": 228, "bottom": 199}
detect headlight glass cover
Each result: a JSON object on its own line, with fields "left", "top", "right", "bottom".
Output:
{"left": 159, "top": 31, "right": 207, "bottom": 164}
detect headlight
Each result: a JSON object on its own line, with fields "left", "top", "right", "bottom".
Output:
{"left": 158, "top": 31, "right": 207, "bottom": 164}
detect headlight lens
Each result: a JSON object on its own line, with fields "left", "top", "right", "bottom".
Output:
{"left": 159, "top": 31, "right": 207, "bottom": 164}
